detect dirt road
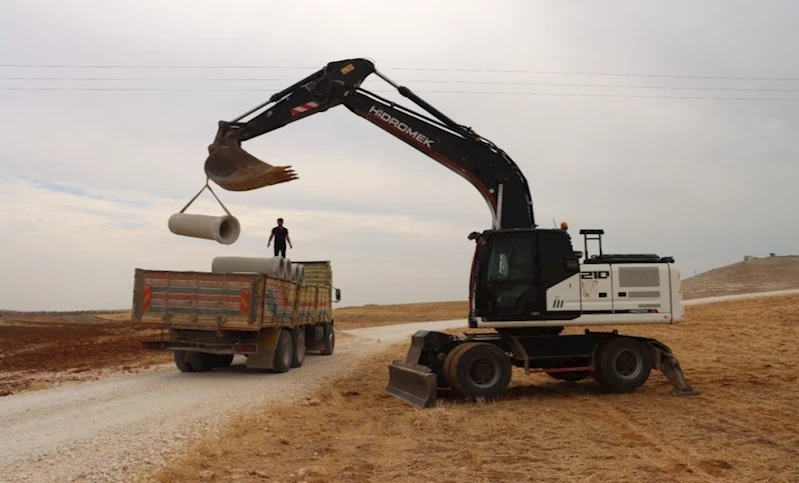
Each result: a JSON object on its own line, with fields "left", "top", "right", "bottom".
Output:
{"left": 0, "top": 291, "right": 793, "bottom": 482}
{"left": 0, "top": 319, "right": 464, "bottom": 482}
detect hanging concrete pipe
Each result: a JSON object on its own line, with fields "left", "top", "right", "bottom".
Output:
{"left": 168, "top": 213, "right": 240, "bottom": 245}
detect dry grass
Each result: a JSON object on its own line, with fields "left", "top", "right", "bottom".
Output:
{"left": 153, "top": 294, "right": 799, "bottom": 483}
{"left": 332, "top": 301, "right": 467, "bottom": 329}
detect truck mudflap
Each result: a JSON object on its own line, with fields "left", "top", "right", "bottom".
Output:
{"left": 384, "top": 330, "right": 452, "bottom": 409}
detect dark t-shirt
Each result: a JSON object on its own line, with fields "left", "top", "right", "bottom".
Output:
{"left": 272, "top": 226, "right": 288, "bottom": 247}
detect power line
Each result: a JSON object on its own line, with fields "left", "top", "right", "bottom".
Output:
{"left": 1, "top": 85, "right": 796, "bottom": 100}
{"left": 1, "top": 63, "right": 799, "bottom": 81}
{"left": 3, "top": 76, "right": 799, "bottom": 93}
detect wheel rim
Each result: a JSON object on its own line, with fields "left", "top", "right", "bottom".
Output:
{"left": 614, "top": 349, "right": 643, "bottom": 380}
{"left": 467, "top": 356, "right": 501, "bottom": 388}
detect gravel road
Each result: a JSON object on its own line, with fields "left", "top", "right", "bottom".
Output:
{"left": 2, "top": 290, "right": 796, "bottom": 482}
{"left": 0, "top": 319, "right": 465, "bottom": 482}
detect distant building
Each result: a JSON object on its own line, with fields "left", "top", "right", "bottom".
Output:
{"left": 744, "top": 255, "right": 755, "bottom": 261}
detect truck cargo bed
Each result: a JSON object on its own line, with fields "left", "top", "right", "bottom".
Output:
{"left": 132, "top": 268, "right": 331, "bottom": 331}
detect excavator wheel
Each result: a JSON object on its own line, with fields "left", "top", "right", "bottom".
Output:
{"left": 442, "top": 342, "right": 476, "bottom": 394}
{"left": 446, "top": 342, "right": 512, "bottom": 401}
{"left": 594, "top": 337, "right": 653, "bottom": 391}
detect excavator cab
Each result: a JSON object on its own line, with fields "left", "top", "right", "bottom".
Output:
{"left": 204, "top": 123, "right": 299, "bottom": 192}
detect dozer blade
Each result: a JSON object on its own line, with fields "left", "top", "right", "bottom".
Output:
{"left": 385, "top": 360, "right": 438, "bottom": 409}
{"left": 204, "top": 129, "right": 298, "bottom": 192}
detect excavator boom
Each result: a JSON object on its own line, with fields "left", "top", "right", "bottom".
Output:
{"left": 204, "top": 58, "right": 535, "bottom": 230}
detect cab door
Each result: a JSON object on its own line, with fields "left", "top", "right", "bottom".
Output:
{"left": 477, "top": 233, "right": 537, "bottom": 320}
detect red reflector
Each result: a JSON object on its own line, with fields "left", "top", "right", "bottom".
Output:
{"left": 233, "top": 344, "right": 257, "bottom": 354}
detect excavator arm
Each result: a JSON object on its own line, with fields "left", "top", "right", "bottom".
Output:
{"left": 204, "top": 58, "right": 535, "bottom": 230}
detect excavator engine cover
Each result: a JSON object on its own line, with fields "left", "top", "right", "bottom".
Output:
{"left": 204, "top": 127, "right": 299, "bottom": 191}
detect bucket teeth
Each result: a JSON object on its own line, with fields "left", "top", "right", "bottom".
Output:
{"left": 204, "top": 130, "right": 299, "bottom": 191}
{"left": 385, "top": 360, "right": 438, "bottom": 409}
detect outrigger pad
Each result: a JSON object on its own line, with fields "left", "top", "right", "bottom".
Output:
{"left": 385, "top": 360, "right": 438, "bottom": 409}
{"left": 649, "top": 340, "right": 701, "bottom": 397}
{"left": 205, "top": 128, "right": 298, "bottom": 191}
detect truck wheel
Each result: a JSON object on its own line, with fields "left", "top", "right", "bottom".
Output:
{"left": 547, "top": 370, "right": 591, "bottom": 382}
{"left": 291, "top": 326, "right": 306, "bottom": 368}
{"left": 188, "top": 352, "right": 213, "bottom": 372}
{"left": 594, "top": 337, "right": 652, "bottom": 391}
{"left": 271, "top": 329, "right": 293, "bottom": 373}
{"left": 449, "top": 342, "right": 512, "bottom": 400}
{"left": 320, "top": 323, "right": 335, "bottom": 356}
{"left": 173, "top": 350, "right": 194, "bottom": 372}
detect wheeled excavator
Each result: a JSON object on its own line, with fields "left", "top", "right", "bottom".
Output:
{"left": 203, "top": 58, "right": 699, "bottom": 408}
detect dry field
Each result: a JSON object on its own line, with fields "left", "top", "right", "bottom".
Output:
{"left": 0, "top": 315, "right": 169, "bottom": 396}
{"left": 153, "top": 294, "right": 799, "bottom": 483}
{"left": 0, "top": 302, "right": 469, "bottom": 397}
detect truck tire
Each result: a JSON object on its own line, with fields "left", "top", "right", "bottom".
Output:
{"left": 320, "top": 323, "right": 335, "bottom": 356}
{"left": 448, "top": 342, "right": 512, "bottom": 400}
{"left": 291, "top": 326, "right": 306, "bottom": 368}
{"left": 188, "top": 352, "right": 214, "bottom": 372}
{"left": 594, "top": 337, "right": 652, "bottom": 391}
{"left": 271, "top": 329, "right": 293, "bottom": 373}
{"left": 174, "top": 350, "right": 194, "bottom": 372}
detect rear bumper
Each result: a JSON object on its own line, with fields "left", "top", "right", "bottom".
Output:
{"left": 141, "top": 340, "right": 258, "bottom": 355}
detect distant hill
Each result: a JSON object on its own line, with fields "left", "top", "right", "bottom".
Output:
{"left": 682, "top": 255, "right": 799, "bottom": 299}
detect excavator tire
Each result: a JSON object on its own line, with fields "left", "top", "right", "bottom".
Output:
{"left": 442, "top": 342, "right": 476, "bottom": 393}
{"left": 594, "top": 337, "right": 653, "bottom": 391}
{"left": 447, "top": 342, "right": 512, "bottom": 400}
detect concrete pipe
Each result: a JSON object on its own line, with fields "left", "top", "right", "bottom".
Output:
{"left": 168, "top": 213, "right": 240, "bottom": 245}
{"left": 211, "top": 256, "right": 289, "bottom": 279}
{"left": 284, "top": 259, "right": 293, "bottom": 280}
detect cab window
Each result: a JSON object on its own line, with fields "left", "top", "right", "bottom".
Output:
{"left": 485, "top": 236, "right": 534, "bottom": 281}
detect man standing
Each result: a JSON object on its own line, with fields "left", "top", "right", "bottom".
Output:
{"left": 267, "top": 218, "right": 292, "bottom": 258}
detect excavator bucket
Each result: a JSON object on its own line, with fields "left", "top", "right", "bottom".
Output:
{"left": 204, "top": 128, "right": 299, "bottom": 191}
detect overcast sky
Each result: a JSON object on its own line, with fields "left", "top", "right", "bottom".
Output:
{"left": 1, "top": 1, "right": 797, "bottom": 311}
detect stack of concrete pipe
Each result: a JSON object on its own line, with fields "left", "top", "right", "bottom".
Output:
{"left": 211, "top": 256, "right": 305, "bottom": 286}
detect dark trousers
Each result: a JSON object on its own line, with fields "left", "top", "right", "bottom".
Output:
{"left": 274, "top": 244, "right": 286, "bottom": 258}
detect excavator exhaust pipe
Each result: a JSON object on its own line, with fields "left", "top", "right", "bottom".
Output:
{"left": 204, "top": 126, "right": 299, "bottom": 192}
